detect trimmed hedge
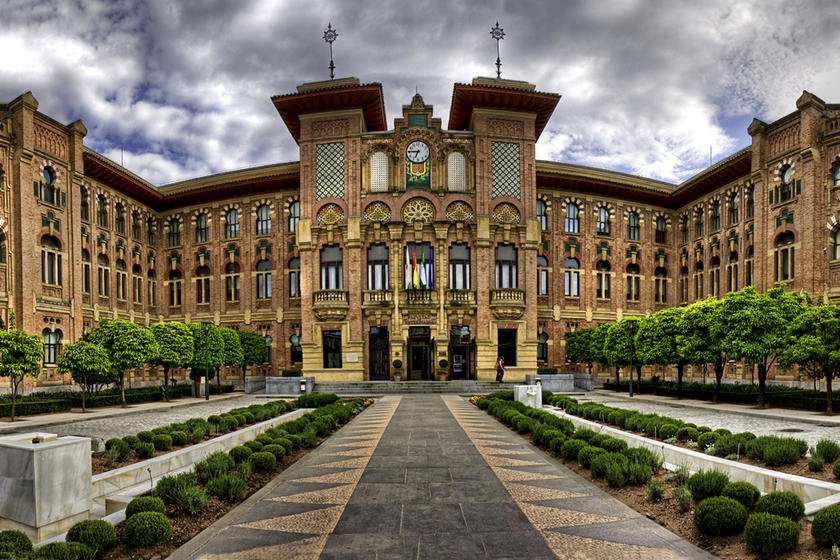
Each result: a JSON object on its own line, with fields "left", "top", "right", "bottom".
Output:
{"left": 810, "top": 504, "right": 840, "bottom": 546}
{"left": 744, "top": 513, "right": 799, "bottom": 556}
{"left": 686, "top": 469, "right": 730, "bottom": 503}
{"left": 692, "top": 496, "right": 747, "bottom": 536}
{"left": 125, "top": 512, "right": 172, "bottom": 547}
{"left": 720, "top": 481, "right": 761, "bottom": 510}
{"left": 0, "top": 399, "right": 71, "bottom": 417}
{"left": 125, "top": 496, "right": 166, "bottom": 519}
{"left": 297, "top": 393, "right": 341, "bottom": 408}
{"left": 754, "top": 491, "right": 805, "bottom": 522}
{"left": 66, "top": 520, "right": 117, "bottom": 553}
{"left": 0, "top": 530, "right": 32, "bottom": 554}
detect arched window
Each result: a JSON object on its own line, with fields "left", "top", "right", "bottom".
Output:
{"left": 710, "top": 256, "right": 721, "bottom": 298}
{"left": 132, "top": 264, "right": 142, "bottom": 303}
{"left": 168, "top": 218, "right": 181, "bottom": 247}
{"left": 42, "top": 167, "right": 56, "bottom": 205}
{"left": 596, "top": 207, "right": 610, "bottom": 236}
{"left": 147, "top": 268, "right": 157, "bottom": 306}
{"left": 116, "top": 259, "right": 127, "bottom": 300}
{"left": 371, "top": 152, "right": 389, "bottom": 193}
{"left": 695, "top": 209, "right": 704, "bottom": 238}
{"left": 694, "top": 261, "right": 704, "bottom": 300}
{"left": 289, "top": 257, "right": 300, "bottom": 297}
{"left": 256, "top": 260, "right": 272, "bottom": 299}
{"left": 290, "top": 335, "right": 302, "bottom": 365}
{"left": 40, "top": 235, "right": 62, "bottom": 286}
{"left": 115, "top": 204, "right": 125, "bottom": 235}
{"left": 563, "top": 257, "right": 579, "bottom": 297}
{"left": 256, "top": 205, "right": 271, "bottom": 235}
{"left": 196, "top": 213, "right": 209, "bottom": 243}
{"left": 655, "top": 216, "right": 667, "bottom": 243}
{"left": 564, "top": 203, "right": 578, "bottom": 233}
{"left": 448, "top": 243, "right": 471, "bottom": 290}
{"left": 97, "top": 195, "right": 108, "bottom": 227}
{"left": 626, "top": 263, "right": 640, "bottom": 301}
{"left": 168, "top": 269, "right": 182, "bottom": 306}
{"left": 775, "top": 232, "right": 795, "bottom": 282}
{"left": 42, "top": 329, "right": 61, "bottom": 365}
{"left": 320, "top": 245, "right": 343, "bottom": 290}
{"left": 225, "top": 262, "right": 241, "bottom": 301}
{"left": 537, "top": 200, "right": 548, "bottom": 231}
{"left": 654, "top": 267, "right": 667, "bottom": 303}
{"left": 833, "top": 229, "right": 840, "bottom": 261}
{"left": 627, "top": 212, "right": 640, "bottom": 240}
{"left": 710, "top": 201, "right": 720, "bottom": 231}
{"left": 447, "top": 152, "right": 465, "bottom": 192}
{"left": 834, "top": 166, "right": 840, "bottom": 186}
{"left": 97, "top": 254, "right": 109, "bottom": 297}
{"left": 679, "top": 265, "right": 689, "bottom": 303}
{"left": 729, "top": 194, "right": 739, "bottom": 225}
{"left": 225, "top": 209, "right": 239, "bottom": 239}
{"left": 494, "top": 244, "right": 518, "bottom": 289}
{"left": 727, "top": 251, "right": 739, "bottom": 293}
{"left": 745, "top": 246, "right": 754, "bottom": 287}
{"left": 780, "top": 167, "right": 793, "bottom": 202}
{"left": 0, "top": 232, "right": 5, "bottom": 264}
{"left": 288, "top": 202, "right": 300, "bottom": 233}
{"left": 82, "top": 250, "right": 91, "bottom": 293}
{"left": 146, "top": 217, "right": 156, "bottom": 245}
{"left": 746, "top": 187, "right": 755, "bottom": 219}
{"left": 537, "top": 256, "right": 549, "bottom": 295}
{"left": 596, "top": 260, "right": 611, "bottom": 299}
{"left": 680, "top": 216, "right": 689, "bottom": 244}
{"left": 537, "top": 332, "right": 549, "bottom": 362}
{"left": 80, "top": 190, "right": 90, "bottom": 221}
{"left": 367, "top": 244, "right": 389, "bottom": 290}
{"left": 196, "top": 265, "right": 210, "bottom": 304}
{"left": 131, "top": 211, "right": 141, "bottom": 240}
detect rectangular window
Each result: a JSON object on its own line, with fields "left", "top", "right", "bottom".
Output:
{"left": 745, "top": 259, "right": 753, "bottom": 286}
{"left": 655, "top": 230, "right": 667, "bottom": 244}
{"left": 626, "top": 276, "right": 640, "bottom": 301}
{"left": 99, "top": 268, "right": 109, "bottom": 297}
{"left": 564, "top": 270, "right": 579, "bottom": 297}
{"left": 655, "top": 278, "right": 666, "bottom": 303}
{"left": 83, "top": 264, "right": 90, "bottom": 293}
{"left": 367, "top": 244, "right": 390, "bottom": 290}
{"left": 322, "top": 330, "right": 342, "bottom": 368}
{"left": 596, "top": 273, "right": 610, "bottom": 299}
{"left": 448, "top": 243, "right": 470, "bottom": 290}
{"left": 404, "top": 243, "right": 434, "bottom": 290}
{"left": 148, "top": 279, "right": 156, "bottom": 306}
{"left": 539, "top": 269, "right": 548, "bottom": 295}
{"left": 197, "top": 278, "right": 210, "bottom": 304}
{"left": 133, "top": 276, "right": 142, "bottom": 304}
{"left": 694, "top": 273, "right": 703, "bottom": 300}
{"left": 226, "top": 274, "right": 241, "bottom": 302}
{"left": 117, "top": 272, "right": 126, "bottom": 300}
{"left": 257, "top": 273, "right": 272, "bottom": 299}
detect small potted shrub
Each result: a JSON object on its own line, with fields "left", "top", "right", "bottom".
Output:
{"left": 437, "top": 359, "right": 449, "bottom": 381}
{"left": 392, "top": 359, "right": 403, "bottom": 382}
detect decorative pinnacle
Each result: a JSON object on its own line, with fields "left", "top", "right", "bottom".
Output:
{"left": 323, "top": 23, "right": 338, "bottom": 79}
{"left": 490, "top": 21, "right": 505, "bottom": 78}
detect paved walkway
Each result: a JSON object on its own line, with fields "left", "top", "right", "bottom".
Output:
{"left": 171, "top": 395, "right": 712, "bottom": 560}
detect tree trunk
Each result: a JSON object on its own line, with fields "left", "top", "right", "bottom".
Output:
{"left": 10, "top": 377, "right": 18, "bottom": 422}
{"left": 217, "top": 367, "right": 221, "bottom": 396}
{"left": 615, "top": 367, "right": 620, "bottom": 391}
{"left": 714, "top": 362, "right": 725, "bottom": 403}
{"left": 677, "top": 363, "right": 684, "bottom": 399}
{"left": 825, "top": 367, "right": 833, "bottom": 415}
{"left": 82, "top": 386, "right": 86, "bottom": 414}
{"left": 757, "top": 363, "right": 768, "bottom": 408}
{"left": 163, "top": 366, "right": 170, "bottom": 402}
{"left": 587, "top": 361, "right": 592, "bottom": 376}
{"left": 120, "top": 372, "right": 127, "bottom": 408}
{"left": 193, "top": 368, "right": 198, "bottom": 398}
{"left": 636, "top": 365, "right": 642, "bottom": 394}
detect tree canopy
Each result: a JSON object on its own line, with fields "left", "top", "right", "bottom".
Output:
{"left": 237, "top": 329, "right": 267, "bottom": 374}
{"left": 88, "top": 319, "right": 159, "bottom": 408}
{"left": 188, "top": 322, "right": 224, "bottom": 379}
{"left": 0, "top": 329, "right": 44, "bottom": 421}
{"left": 150, "top": 322, "right": 194, "bottom": 401}
{"left": 57, "top": 340, "right": 111, "bottom": 413}
{"left": 564, "top": 328, "right": 595, "bottom": 375}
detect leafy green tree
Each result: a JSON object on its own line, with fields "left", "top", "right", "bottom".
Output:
{"left": 605, "top": 318, "right": 644, "bottom": 393}
{"left": 779, "top": 303, "right": 840, "bottom": 413}
{"left": 56, "top": 340, "right": 111, "bottom": 413}
{"left": 188, "top": 323, "right": 224, "bottom": 396}
{"left": 678, "top": 298, "right": 728, "bottom": 402}
{"left": 150, "top": 322, "right": 194, "bottom": 402}
{"left": 637, "top": 306, "right": 688, "bottom": 398}
{"left": 238, "top": 330, "right": 268, "bottom": 380}
{"left": 0, "top": 329, "right": 43, "bottom": 421}
{"left": 711, "top": 286, "right": 805, "bottom": 408}
{"left": 589, "top": 324, "right": 612, "bottom": 385}
{"left": 565, "top": 327, "right": 595, "bottom": 376}
{"left": 88, "top": 319, "right": 159, "bottom": 408}
{"left": 217, "top": 328, "right": 244, "bottom": 393}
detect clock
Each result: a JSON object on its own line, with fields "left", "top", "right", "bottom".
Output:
{"left": 406, "top": 141, "right": 430, "bottom": 164}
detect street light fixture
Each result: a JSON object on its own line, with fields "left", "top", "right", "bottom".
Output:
{"left": 202, "top": 322, "right": 211, "bottom": 401}
{"left": 626, "top": 318, "right": 638, "bottom": 397}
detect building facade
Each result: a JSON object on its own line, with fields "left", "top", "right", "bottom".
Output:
{"left": 1, "top": 77, "right": 840, "bottom": 389}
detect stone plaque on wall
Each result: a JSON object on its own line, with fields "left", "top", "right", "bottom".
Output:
{"left": 405, "top": 314, "right": 435, "bottom": 325}
{"left": 346, "top": 353, "right": 358, "bottom": 363}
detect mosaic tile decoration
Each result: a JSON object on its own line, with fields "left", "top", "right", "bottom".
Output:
{"left": 493, "top": 202, "right": 521, "bottom": 224}
{"left": 316, "top": 142, "right": 345, "bottom": 201}
{"left": 316, "top": 204, "right": 345, "bottom": 225}
{"left": 492, "top": 141, "right": 520, "bottom": 200}
{"left": 445, "top": 200, "right": 474, "bottom": 222}
{"left": 401, "top": 197, "right": 435, "bottom": 224}
{"left": 363, "top": 201, "right": 391, "bottom": 222}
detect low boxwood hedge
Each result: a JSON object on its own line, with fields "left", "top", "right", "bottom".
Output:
{"left": 744, "top": 513, "right": 799, "bottom": 556}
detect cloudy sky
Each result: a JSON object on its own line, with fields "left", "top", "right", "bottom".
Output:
{"left": 2, "top": 0, "right": 840, "bottom": 186}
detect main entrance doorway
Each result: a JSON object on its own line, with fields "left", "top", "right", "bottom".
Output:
{"left": 408, "top": 326, "right": 432, "bottom": 380}
{"left": 450, "top": 325, "right": 472, "bottom": 380}
{"left": 369, "top": 327, "right": 390, "bottom": 381}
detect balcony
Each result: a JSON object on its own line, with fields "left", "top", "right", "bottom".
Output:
{"left": 490, "top": 288, "right": 526, "bottom": 320}
{"left": 445, "top": 289, "right": 476, "bottom": 308}
{"left": 313, "top": 289, "right": 349, "bottom": 322}
{"left": 363, "top": 290, "right": 394, "bottom": 309}
{"left": 400, "top": 289, "right": 438, "bottom": 308}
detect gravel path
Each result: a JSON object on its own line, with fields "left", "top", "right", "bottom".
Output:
{"left": 577, "top": 393, "right": 839, "bottom": 448}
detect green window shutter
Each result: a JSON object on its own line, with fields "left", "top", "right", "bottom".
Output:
{"left": 769, "top": 190, "right": 774, "bottom": 205}
{"left": 61, "top": 192, "right": 66, "bottom": 207}
{"left": 796, "top": 180, "right": 801, "bottom": 195}
{"left": 34, "top": 181, "right": 40, "bottom": 197}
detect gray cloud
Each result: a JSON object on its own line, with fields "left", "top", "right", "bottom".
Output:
{"left": 2, "top": 0, "right": 838, "bottom": 185}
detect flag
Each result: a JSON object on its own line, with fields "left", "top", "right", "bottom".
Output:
{"left": 427, "top": 246, "right": 433, "bottom": 289}
{"left": 419, "top": 246, "right": 427, "bottom": 289}
{"left": 412, "top": 245, "right": 418, "bottom": 290}
{"left": 404, "top": 247, "right": 411, "bottom": 289}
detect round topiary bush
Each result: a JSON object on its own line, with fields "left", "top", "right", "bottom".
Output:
{"left": 207, "top": 415, "right": 222, "bottom": 427}
{"left": 250, "top": 451, "right": 277, "bottom": 471}
{"left": 714, "top": 428, "right": 732, "bottom": 437}
{"left": 125, "top": 511, "right": 173, "bottom": 548}
{"left": 35, "top": 542, "right": 74, "bottom": 559}
{"left": 721, "top": 481, "right": 761, "bottom": 510}
{"left": 64, "top": 542, "right": 93, "bottom": 559}
{"left": 600, "top": 437, "right": 629, "bottom": 454}
{"left": 255, "top": 435, "right": 274, "bottom": 446}
{"left": 743, "top": 513, "right": 799, "bottom": 556}
{"left": 152, "top": 434, "right": 173, "bottom": 451}
{"left": 604, "top": 463, "right": 626, "bottom": 488}
{"left": 262, "top": 444, "right": 287, "bottom": 461}
{"left": 816, "top": 438, "right": 840, "bottom": 463}
{"left": 220, "top": 417, "right": 239, "bottom": 432}
{"left": 834, "top": 459, "right": 840, "bottom": 480}
{"left": 811, "top": 503, "right": 840, "bottom": 546}
{"left": 754, "top": 491, "right": 805, "bottom": 522}
{"left": 234, "top": 414, "right": 247, "bottom": 427}
{"left": 658, "top": 424, "right": 679, "bottom": 440}
{"left": 122, "top": 435, "right": 140, "bottom": 449}
{"left": 696, "top": 426, "right": 712, "bottom": 434}
{"left": 578, "top": 446, "right": 608, "bottom": 469}
{"left": 560, "top": 439, "right": 590, "bottom": 462}
{"left": 151, "top": 427, "right": 170, "bottom": 436}
{"left": 590, "top": 453, "right": 629, "bottom": 479}
{"left": 104, "top": 438, "right": 130, "bottom": 461}
{"left": 137, "top": 431, "right": 155, "bottom": 443}
{"left": 587, "top": 434, "right": 609, "bottom": 448}
{"left": 243, "top": 412, "right": 256, "bottom": 424}
{"left": 170, "top": 431, "right": 188, "bottom": 446}
{"left": 229, "top": 446, "right": 253, "bottom": 463}
{"left": 697, "top": 431, "right": 719, "bottom": 450}
{"left": 134, "top": 442, "right": 156, "bottom": 459}
{"left": 125, "top": 496, "right": 166, "bottom": 519}
{"left": 692, "top": 496, "right": 748, "bottom": 536}
{"left": 243, "top": 440, "right": 264, "bottom": 453}
{"left": 571, "top": 428, "right": 597, "bottom": 443}
{"left": 285, "top": 434, "right": 302, "bottom": 449}
{"left": 686, "top": 469, "right": 730, "bottom": 503}
{"left": 66, "top": 519, "right": 117, "bottom": 552}
{"left": 274, "top": 438, "right": 293, "bottom": 454}
{"left": 677, "top": 427, "right": 699, "bottom": 442}
{"left": 549, "top": 433, "right": 568, "bottom": 453}
{"left": 0, "top": 530, "right": 33, "bottom": 554}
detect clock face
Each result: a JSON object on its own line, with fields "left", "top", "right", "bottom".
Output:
{"left": 406, "top": 141, "right": 430, "bottom": 164}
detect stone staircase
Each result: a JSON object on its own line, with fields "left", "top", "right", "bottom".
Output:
{"left": 312, "top": 380, "right": 512, "bottom": 396}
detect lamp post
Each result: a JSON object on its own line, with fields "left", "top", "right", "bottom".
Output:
{"left": 626, "top": 318, "right": 638, "bottom": 397}
{"left": 203, "top": 322, "right": 211, "bottom": 401}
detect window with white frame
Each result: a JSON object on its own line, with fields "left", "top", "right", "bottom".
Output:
{"left": 694, "top": 261, "right": 704, "bottom": 300}
{"left": 775, "top": 232, "right": 795, "bottom": 282}
{"left": 626, "top": 263, "right": 640, "bottom": 301}
{"left": 98, "top": 254, "right": 109, "bottom": 297}
{"left": 565, "top": 203, "right": 579, "bottom": 233}
{"left": 225, "top": 262, "right": 241, "bottom": 301}
{"left": 132, "top": 264, "right": 142, "bottom": 303}
{"left": 168, "top": 269, "right": 181, "bottom": 306}
{"left": 448, "top": 243, "right": 471, "bottom": 290}
{"left": 448, "top": 152, "right": 465, "bottom": 192}
{"left": 256, "top": 205, "right": 271, "bottom": 235}
{"left": 42, "top": 329, "right": 61, "bottom": 365}
{"left": 727, "top": 251, "right": 738, "bottom": 293}
{"left": 288, "top": 202, "right": 300, "bottom": 233}
{"left": 537, "top": 200, "right": 548, "bottom": 231}
{"left": 41, "top": 235, "right": 62, "bottom": 286}
{"left": 654, "top": 267, "right": 667, "bottom": 303}
{"left": 537, "top": 256, "right": 549, "bottom": 295}
{"left": 710, "top": 256, "right": 720, "bottom": 298}
{"left": 289, "top": 257, "right": 300, "bottom": 297}
{"left": 564, "top": 257, "right": 579, "bottom": 297}
{"left": 256, "top": 260, "right": 272, "bottom": 299}
{"left": 320, "top": 245, "right": 343, "bottom": 290}
{"left": 196, "top": 266, "right": 210, "bottom": 304}
{"left": 148, "top": 269, "right": 156, "bottom": 306}
{"left": 495, "top": 244, "right": 518, "bottom": 289}
{"left": 745, "top": 246, "right": 754, "bottom": 287}
{"left": 367, "top": 243, "right": 389, "bottom": 290}
{"left": 116, "top": 259, "right": 127, "bottom": 300}
{"left": 596, "top": 260, "right": 611, "bottom": 299}
{"left": 370, "top": 152, "right": 388, "bottom": 193}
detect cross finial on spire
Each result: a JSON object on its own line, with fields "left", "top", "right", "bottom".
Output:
{"left": 490, "top": 21, "right": 505, "bottom": 78}
{"left": 323, "top": 23, "right": 338, "bottom": 79}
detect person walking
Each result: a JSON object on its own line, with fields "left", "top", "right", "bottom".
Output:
{"left": 495, "top": 356, "right": 505, "bottom": 382}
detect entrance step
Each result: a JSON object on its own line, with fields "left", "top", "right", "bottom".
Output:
{"left": 312, "top": 381, "right": 511, "bottom": 395}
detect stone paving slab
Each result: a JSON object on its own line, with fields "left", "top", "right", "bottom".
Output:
{"left": 169, "top": 395, "right": 715, "bottom": 560}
